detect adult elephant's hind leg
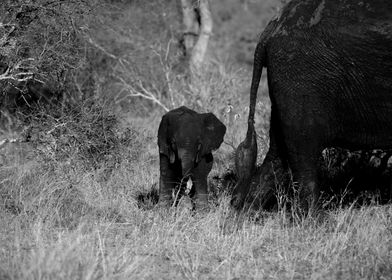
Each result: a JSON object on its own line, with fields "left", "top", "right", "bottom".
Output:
{"left": 285, "top": 134, "right": 323, "bottom": 216}
{"left": 275, "top": 84, "right": 327, "bottom": 216}
{"left": 252, "top": 110, "right": 290, "bottom": 209}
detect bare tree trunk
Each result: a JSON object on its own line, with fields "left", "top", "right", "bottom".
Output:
{"left": 179, "top": 0, "right": 212, "bottom": 76}
{"left": 189, "top": 0, "right": 212, "bottom": 72}
{"left": 181, "top": 0, "right": 199, "bottom": 57}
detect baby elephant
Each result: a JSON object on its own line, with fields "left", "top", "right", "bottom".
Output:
{"left": 157, "top": 106, "right": 226, "bottom": 210}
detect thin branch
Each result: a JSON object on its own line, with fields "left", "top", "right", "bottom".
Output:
{"left": 151, "top": 40, "right": 175, "bottom": 108}
{"left": 0, "top": 23, "right": 16, "bottom": 47}
{"left": 47, "top": 122, "right": 68, "bottom": 135}
{"left": 0, "top": 68, "right": 33, "bottom": 82}
{"left": 83, "top": 32, "right": 118, "bottom": 60}
{"left": 0, "top": 58, "right": 37, "bottom": 82}
{"left": 117, "top": 76, "right": 169, "bottom": 112}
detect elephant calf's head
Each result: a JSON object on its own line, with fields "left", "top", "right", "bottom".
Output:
{"left": 158, "top": 106, "right": 226, "bottom": 177}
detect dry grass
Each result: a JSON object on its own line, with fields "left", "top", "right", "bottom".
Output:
{"left": 1, "top": 1, "right": 392, "bottom": 279}
{"left": 1, "top": 97, "right": 392, "bottom": 279}
{"left": 1, "top": 174, "right": 392, "bottom": 279}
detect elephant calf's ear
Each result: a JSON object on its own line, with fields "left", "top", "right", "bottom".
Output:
{"left": 158, "top": 113, "right": 178, "bottom": 164}
{"left": 158, "top": 114, "right": 170, "bottom": 157}
{"left": 203, "top": 113, "right": 226, "bottom": 153}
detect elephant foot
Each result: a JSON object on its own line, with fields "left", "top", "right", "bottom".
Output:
{"left": 156, "top": 194, "right": 173, "bottom": 208}
{"left": 177, "top": 196, "right": 193, "bottom": 211}
{"left": 230, "top": 193, "right": 245, "bottom": 210}
{"left": 193, "top": 194, "right": 210, "bottom": 212}
{"left": 230, "top": 179, "right": 251, "bottom": 210}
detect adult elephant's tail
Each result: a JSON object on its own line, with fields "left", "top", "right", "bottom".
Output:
{"left": 248, "top": 42, "right": 265, "bottom": 132}
{"left": 232, "top": 42, "right": 266, "bottom": 209}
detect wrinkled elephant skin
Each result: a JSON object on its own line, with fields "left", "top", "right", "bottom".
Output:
{"left": 234, "top": 0, "right": 392, "bottom": 213}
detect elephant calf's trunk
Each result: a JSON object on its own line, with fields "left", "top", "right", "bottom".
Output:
{"left": 178, "top": 147, "right": 194, "bottom": 177}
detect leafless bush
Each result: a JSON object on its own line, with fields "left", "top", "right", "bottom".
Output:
{"left": 22, "top": 101, "right": 142, "bottom": 172}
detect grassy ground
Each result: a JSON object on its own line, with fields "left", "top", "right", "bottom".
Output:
{"left": 1, "top": 0, "right": 392, "bottom": 279}
{"left": 1, "top": 146, "right": 392, "bottom": 279}
{"left": 2, "top": 103, "right": 392, "bottom": 279}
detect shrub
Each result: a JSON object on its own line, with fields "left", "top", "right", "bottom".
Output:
{"left": 22, "top": 101, "right": 142, "bottom": 172}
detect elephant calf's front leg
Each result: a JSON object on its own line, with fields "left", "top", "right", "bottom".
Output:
{"left": 158, "top": 154, "right": 177, "bottom": 207}
{"left": 192, "top": 156, "right": 213, "bottom": 210}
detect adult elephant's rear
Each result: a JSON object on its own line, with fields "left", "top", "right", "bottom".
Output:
{"left": 233, "top": 0, "right": 392, "bottom": 213}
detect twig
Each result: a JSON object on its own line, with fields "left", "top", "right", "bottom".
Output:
{"left": 83, "top": 31, "right": 118, "bottom": 60}
{"left": 0, "top": 58, "right": 37, "bottom": 82}
{"left": 117, "top": 77, "right": 169, "bottom": 112}
{"left": 81, "top": 28, "right": 171, "bottom": 112}
{"left": 0, "top": 68, "right": 33, "bottom": 82}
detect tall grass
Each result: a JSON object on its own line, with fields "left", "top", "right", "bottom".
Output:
{"left": 1, "top": 61, "right": 392, "bottom": 279}
{"left": 1, "top": 171, "right": 392, "bottom": 279}
{"left": 1, "top": 1, "right": 392, "bottom": 279}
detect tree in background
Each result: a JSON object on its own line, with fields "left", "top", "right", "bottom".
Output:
{"left": 0, "top": 0, "right": 214, "bottom": 117}
{"left": 0, "top": 0, "right": 96, "bottom": 115}
{"left": 179, "top": 0, "right": 212, "bottom": 79}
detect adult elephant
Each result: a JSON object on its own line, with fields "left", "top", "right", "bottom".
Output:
{"left": 158, "top": 106, "right": 226, "bottom": 210}
{"left": 233, "top": 0, "right": 392, "bottom": 213}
